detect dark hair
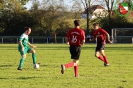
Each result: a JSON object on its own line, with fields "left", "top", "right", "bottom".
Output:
{"left": 93, "top": 23, "right": 99, "bottom": 26}
{"left": 24, "top": 27, "right": 31, "bottom": 32}
{"left": 74, "top": 20, "right": 80, "bottom": 26}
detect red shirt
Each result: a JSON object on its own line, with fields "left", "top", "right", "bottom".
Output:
{"left": 92, "top": 28, "right": 107, "bottom": 43}
{"left": 66, "top": 28, "right": 85, "bottom": 46}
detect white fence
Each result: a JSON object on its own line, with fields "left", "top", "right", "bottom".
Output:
{"left": 111, "top": 28, "right": 133, "bottom": 44}
{"left": 1, "top": 36, "right": 133, "bottom": 44}
{"left": 0, "top": 36, "right": 66, "bottom": 44}
{"left": 112, "top": 36, "right": 133, "bottom": 44}
{"left": 0, "top": 36, "right": 95, "bottom": 44}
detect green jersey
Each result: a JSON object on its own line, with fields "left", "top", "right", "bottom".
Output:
{"left": 18, "top": 33, "right": 32, "bottom": 55}
{"left": 19, "top": 33, "right": 29, "bottom": 47}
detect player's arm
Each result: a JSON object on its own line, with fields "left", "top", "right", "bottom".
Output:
{"left": 81, "top": 39, "right": 85, "bottom": 45}
{"left": 81, "top": 31, "right": 85, "bottom": 45}
{"left": 91, "top": 36, "right": 96, "bottom": 41}
{"left": 65, "top": 37, "right": 69, "bottom": 45}
{"left": 66, "top": 31, "right": 70, "bottom": 45}
{"left": 19, "top": 41, "right": 24, "bottom": 52}
{"left": 90, "top": 31, "right": 96, "bottom": 41}
{"left": 101, "top": 29, "right": 112, "bottom": 43}
{"left": 91, "top": 33, "right": 96, "bottom": 41}
{"left": 106, "top": 33, "right": 112, "bottom": 43}
{"left": 28, "top": 42, "right": 37, "bottom": 49}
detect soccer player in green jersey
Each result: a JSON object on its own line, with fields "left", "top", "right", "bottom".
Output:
{"left": 17, "top": 27, "right": 39, "bottom": 70}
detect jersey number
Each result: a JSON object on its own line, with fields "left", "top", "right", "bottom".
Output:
{"left": 71, "top": 35, "right": 77, "bottom": 43}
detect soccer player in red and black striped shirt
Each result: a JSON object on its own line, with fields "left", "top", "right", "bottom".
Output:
{"left": 61, "top": 20, "right": 85, "bottom": 77}
{"left": 92, "top": 23, "right": 112, "bottom": 66}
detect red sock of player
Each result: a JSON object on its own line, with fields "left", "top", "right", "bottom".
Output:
{"left": 64, "top": 62, "right": 74, "bottom": 68}
{"left": 74, "top": 65, "right": 78, "bottom": 77}
{"left": 103, "top": 55, "right": 109, "bottom": 64}
{"left": 98, "top": 56, "right": 105, "bottom": 62}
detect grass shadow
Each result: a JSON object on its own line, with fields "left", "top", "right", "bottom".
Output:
{"left": 0, "top": 77, "right": 8, "bottom": 79}
{"left": 41, "top": 64, "right": 49, "bottom": 67}
{"left": 0, "top": 65, "right": 12, "bottom": 67}
{"left": 17, "top": 76, "right": 42, "bottom": 80}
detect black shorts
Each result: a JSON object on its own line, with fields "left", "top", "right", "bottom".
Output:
{"left": 95, "top": 42, "right": 105, "bottom": 52}
{"left": 69, "top": 45, "right": 81, "bottom": 60}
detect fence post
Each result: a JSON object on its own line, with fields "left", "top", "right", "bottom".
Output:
{"left": 62, "top": 38, "right": 64, "bottom": 44}
{"left": 2, "top": 37, "right": 3, "bottom": 43}
{"left": 32, "top": 38, "right": 33, "bottom": 43}
{"left": 132, "top": 37, "right": 133, "bottom": 44}
{"left": 17, "top": 38, "right": 18, "bottom": 44}
{"left": 47, "top": 38, "right": 48, "bottom": 44}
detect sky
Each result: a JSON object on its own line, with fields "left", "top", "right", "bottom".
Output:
{"left": 25, "top": 0, "right": 74, "bottom": 10}
{"left": 25, "top": 0, "right": 133, "bottom": 10}
{"left": 25, "top": 0, "right": 107, "bottom": 10}
{"left": 25, "top": 0, "right": 34, "bottom": 9}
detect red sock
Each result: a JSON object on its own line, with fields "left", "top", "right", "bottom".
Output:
{"left": 103, "top": 55, "right": 109, "bottom": 64}
{"left": 64, "top": 62, "right": 74, "bottom": 68}
{"left": 98, "top": 56, "right": 105, "bottom": 62}
{"left": 74, "top": 65, "right": 78, "bottom": 77}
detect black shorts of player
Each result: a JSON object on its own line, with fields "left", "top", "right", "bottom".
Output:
{"left": 95, "top": 42, "right": 105, "bottom": 52}
{"left": 69, "top": 45, "right": 81, "bottom": 60}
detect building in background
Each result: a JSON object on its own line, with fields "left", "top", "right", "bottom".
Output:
{"left": 82, "top": 5, "right": 108, "bottom": 19}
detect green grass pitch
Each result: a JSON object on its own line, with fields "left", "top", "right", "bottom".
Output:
{"left": 0, "top": 44, "right": 133, "bottom": 88}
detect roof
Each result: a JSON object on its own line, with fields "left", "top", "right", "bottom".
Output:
{"left": 89, "top": 5, "right": 104, "bottom": 10}
{"left": 83, "top": 5, "right": 105, "bottom": 14}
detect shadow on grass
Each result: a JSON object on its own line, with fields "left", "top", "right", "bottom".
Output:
{"left": 0, "top": 77, "right": 8, "bottom": 79}
{"left": 0, "top": 76, "right": 43, "bottom": 80}
{"left": 0, "top": 64, "right": 12, "bottom": 67}
{"left": 41, "top": 64, "right": 49, "bottom": 67}
{"left": 17, "top": 76, "right": 42, "bottom": 80}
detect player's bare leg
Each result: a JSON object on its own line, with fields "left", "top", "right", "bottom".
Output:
{"left": 95, "top": 51, "right": 105, "bottom": 62}
{"left": 61, "top": 59, "right": 79, "bottom": 77}
{"left": 100, "top": 50, "right": 109, "bottom": 66}
{"left": 17, "top": 54, "right": 26, "bottom": 70}
{"left": 61, "top": 60, "right": 76, "bottom": 74}
{"left": 29, "top": 49, "right": 36, "bottom": 64}
{"left": 73, "top": 59, "right": 79, "bottom": 77}
{"left": 29, "top": 49, "right": 40, "bottom": 68}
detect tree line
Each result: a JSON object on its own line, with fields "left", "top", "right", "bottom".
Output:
{"left": 0, "top": 0, "right": 133, "bottom": 36}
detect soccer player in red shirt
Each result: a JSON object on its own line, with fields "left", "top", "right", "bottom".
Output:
{"left": 61, "top": 20, "right": 85, "bottom": 77}
{"left": 92, "top": 23, "right": 112, "bottom": 66}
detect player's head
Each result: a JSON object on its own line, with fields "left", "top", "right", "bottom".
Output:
{"left": 74, "top": 20, "right": 80, "bottom": 26}
{"left": 93, "top": 23, "right": 100, "bottom": 30}
{"left": 24, "top": 27, "right": 31, "bottom": 35}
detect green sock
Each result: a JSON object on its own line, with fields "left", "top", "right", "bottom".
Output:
{"left": 32, "top": 53, "right": 36, "bottom": 64}
{"left": 18, "top": 58, "right": 25, "bottom": 68}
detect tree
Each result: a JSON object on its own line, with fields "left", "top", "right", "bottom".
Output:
{"left": 40, "top": 0, "right": 69, "bottom": 35}
{"left": 73, "top": 0, "right": 100, "bottom": 34}
{"left": 71, "top": 1, "right": 82, "bottom": 19}
{"left": 104, "top": 0, "right": 115, "bottom": 30}
{"left": 0, "top": 0, "right": 30, "bottom": 35}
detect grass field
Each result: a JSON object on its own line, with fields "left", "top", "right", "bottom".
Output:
{"left": 0, "top": 44, "right": 133, "bottom": 88}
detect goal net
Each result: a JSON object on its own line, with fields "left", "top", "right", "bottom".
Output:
{"left": 112, "top": 28, "right": 133, "bottom": 43}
